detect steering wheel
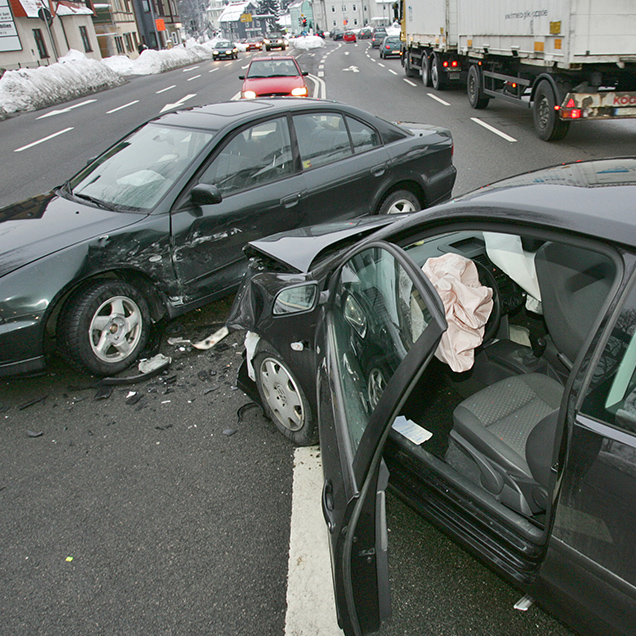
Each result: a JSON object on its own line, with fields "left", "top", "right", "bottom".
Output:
{"left": 474, "top": 260, "right": 501, "bottom": 343}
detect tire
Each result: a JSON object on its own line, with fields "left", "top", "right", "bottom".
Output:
{"left": 57, "top": 280, "right": 150, "bottom": 376}
{"left": 378, "top": 189, "right": 421, "bottom": 215}
{"left": 430, "top": 53, "right": 446, "bottom": 90}
{"left": 422, "top": 54, "right": 432, "bottom": 87}
{"left": 467, "top": 65, "right": 490, "bottom": 109}
{"left": 266, "top": 45, "right": 271, "bottom": 51}
{"left": 403, "top": 52, "right": 418, "bottom": 78}
{"left": 254, "top": 345, "right": 317, "bottom": 446}
{"left": 533, "top": 80, "right": 570, "bottom": 141}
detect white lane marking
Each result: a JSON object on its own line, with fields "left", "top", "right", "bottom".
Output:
{"left": 182, "top": 65, "right": 200, "bottom": 72}
{"left": 388, "top": 69, "right": 398, "bottom": 75}
{"left": 187, "top": 74, "right": 202, "bottom": 81}
{"left": 224, "top": 62, "right": 233, "bottom": 66}
{"left": 284, "top": 447, "right": 343, "bottom": 636}
{"left": 159, "top": 93, "right": 197, "bottom": 113}
{"left": 156, "top": 84, "right": 176, "bottom": 93}
{"left": 318, "top": 71, "right": 324, "bottom": 77}
{"left": 403, "top": 78, "right": 417, "bottom": 86}
{"left": 308, "top": 73, "right": 326, "bottom": 99}
{"left": 231, "top": 91, "right": 242, "bottom": 101}
{"left": 241, "top": 64, "right": 249, "bottom": 69}
{"left": 378, "top": 62, "right": 385, "bottom": 68}
{"left": 344, "top": 51, "right": 350, "bottom": 56}
{"left": 342, "top": 65, "right": 359, "bottom": 72}
{"left": 37, "top": 99, "right": 96, "bottom": 119}
{"left": 209, "top": 68, "right": 219, "bottom": 73}
{"left": 428, "top": 93, "right": 451, "bottom": 106}
{"left": 15, "top": 127, "right": 73, "bottom": 152}
{"left": 106, "top": 100, "right": 139, "bottom": 114}
{"left": 471, "top": 117, "right": 518, "bottom": 142}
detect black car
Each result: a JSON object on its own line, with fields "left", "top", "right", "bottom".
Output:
{"left": 0, "top": 99, "right": 455, "bottom": 378}
{"left": 358, "top": 27, "right": 373, "bottom": 39}
{"left": 331, "top": 30, "right": 344, "bottom": 41}
{"left": 229, "top": 158, "right": 636, "bottom": 636}
{"left": 212, "top": 40, "right": 238, "bottom": 60}
{"left": 263, "top": 32, "right": 286, "bottom": 51}
{"left": 379, "top": 36, "right": 402, "bottom": 59}
{"left": 371, "top": 28, "right": 387, "bottom": 48}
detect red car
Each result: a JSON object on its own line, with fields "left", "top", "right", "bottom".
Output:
{"left": 343, "top": 31, "right": 357, "bottom": 42}
{"left": 245, "top": 37, "right": 263, "bottom": 51}
{"left": 239, "top": 56, "right": 309, "bottom": 98}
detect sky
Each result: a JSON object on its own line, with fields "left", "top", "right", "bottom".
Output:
{"left": 0, "top": 35, "right": 326, "bottom": 118}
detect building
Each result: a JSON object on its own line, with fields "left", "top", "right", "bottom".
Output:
{"left": 218, "top": 1, "right": 272, "bottom": 41}
{"left": 92, "top": 0, "right": 141, "bottom": 57}
{"left": 131, "top": 0, "right": 182, "bottom": 49}
{"left": 288, "top": 0, "right": 311, "bottom": 34}
{"left": 311, "top": 0, "right": 393, "bottom": 34}
{"left": 1, "top": 0, "right": 100, "bottom": 70}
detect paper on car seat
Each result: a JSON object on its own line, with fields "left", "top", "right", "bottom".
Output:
{"left": 392, "top": 416, "right": 433, "bottom": 445}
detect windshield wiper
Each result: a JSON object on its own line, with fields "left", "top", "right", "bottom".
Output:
{"left": 73, "top": 192, "right": 118, "bottom": 211}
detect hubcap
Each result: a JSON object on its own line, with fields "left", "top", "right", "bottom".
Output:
{"left": 89, "top": 295, "right": 142, "bottom": 363}
{"left": 259, "top": 357, "right": 304, "bottom": 431}
{"left": 387, "top": 198, "right": 417, "bottom": 214}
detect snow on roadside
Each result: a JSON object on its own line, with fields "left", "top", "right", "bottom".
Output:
{"left": 288, "top": 35, "right": 325, "bottom": 51}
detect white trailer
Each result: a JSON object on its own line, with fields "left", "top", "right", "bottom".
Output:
{"left": 400, "top": 0, "right": 636, "bottom": 140}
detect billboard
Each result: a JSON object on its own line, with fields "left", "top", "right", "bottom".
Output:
{"left": 0, "top": 0, "right": 22, "bottom": 52}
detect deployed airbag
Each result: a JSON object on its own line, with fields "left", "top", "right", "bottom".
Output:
{"left": 422, "top": 253, "right": 493, "bottom": 372}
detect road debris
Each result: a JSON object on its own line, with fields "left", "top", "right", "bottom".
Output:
{"left": 192, "top": 326, "right": 229, "bottom": 350}
{"left": 19, "top": 396, "right": 47, "bottom": 410}
{"left": 26, "top": 430, "right": 43, "bottom": 437}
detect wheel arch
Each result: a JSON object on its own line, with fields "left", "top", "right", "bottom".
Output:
{"left": 375, "top": 180, "right": 426, "bottom": 214}
{"left": 530, "top": 73, "right": 567, "bottom": 106}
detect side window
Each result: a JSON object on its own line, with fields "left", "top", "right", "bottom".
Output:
{"left": 346, "top": 116, "right": 380, "bottom": 154}
{"left": 582, "top": 280, "right": 636, "bottom": 434}
{"left": 331, "top": 246, "right": 432, "bottom": 453}
{"left": 199, "top": 117, "right": 293, "bottom": 196}
{"left": 293, "top": 112, "right": 353, "bottom": 170}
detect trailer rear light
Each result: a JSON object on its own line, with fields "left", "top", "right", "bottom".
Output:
{"left": 443, "top": 61, "right": 448, "bottom": 67}
{"left": 451, "top": 60, "right": 458, "bottom": 67}
{"left": 562, "top": 108, "right": 582, "bottom": 119}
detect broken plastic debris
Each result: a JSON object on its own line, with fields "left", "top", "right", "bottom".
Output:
{"left": 192, "top": 326, "right": 229, "bottom": 350}
{"left": 223, "top": 428, "right": 237, "bottom": 436}
{"left": 125, "top": 392, "right": 143, "bottom": 405}
{"left": 27, "top": 430, "right": 43, "bottom": 438}
{"left": 97, "top": 355, "right": 171, "bottom": 389}
{"left": 65, "top": 556, "right": 74, "bottom": 562}
{"left": 19, "top": 396, "right": 47, "bottom": 410}
{"left": 167, "top": 336, "right": 191, "bottom": 346}
{"left": 138, "top": 353, "right": 171, "bottom": 374}
{"left": 237, "top": 402, "right": 262, "bottom": 423}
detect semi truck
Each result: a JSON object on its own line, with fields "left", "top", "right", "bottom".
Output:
{"left": 399, "top": 0, "right": 636, "bottom": 140}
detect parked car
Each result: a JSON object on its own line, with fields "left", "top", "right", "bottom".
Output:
{"left": 239, "top": 56, "right": 309, "bottom": 98}
{"left": 0, "top": 99, "right": 455, "bottom": 378}
{"left": 370, "top": 28, "right": 387, "bottom": 48}
{"left": 229, "top": 157, "right": 636, "bottom": 636}
{"left": 244, "top": 36, "right": 263, "bottom": 51}
{"left": 331, "top": 30, "right": 344, "bottom": 40}
{"left": 343, "top": 31, "right": 357, "bottom": 42}
{"left": 262, "top": 32, "right": 286, "bottom": 51}
{"left": 212, "top": 40, "right": 238, "bottom": 60}
{"left": 358, "top": 27, "right": 373, "bottom": 39}
{"left": 380, "top": 36, "right": 402, "bottom": 58}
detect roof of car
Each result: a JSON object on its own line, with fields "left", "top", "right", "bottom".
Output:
{"left": 383, "top": 158, "right": 636, "bottom": 249}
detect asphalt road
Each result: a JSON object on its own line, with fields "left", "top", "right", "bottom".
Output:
{"left": 2, "top": 37, "right": 632, "bottom": 635}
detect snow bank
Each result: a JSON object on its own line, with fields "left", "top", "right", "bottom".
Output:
{"left": 0, "top": 49, "right": 124, "bottom": 117}
{"left": 289, "top": 35, "right": 326, "bottom": 51}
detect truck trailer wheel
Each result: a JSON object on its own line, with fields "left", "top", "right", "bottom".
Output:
{"left": 404, "top": 52, "right": 418, "bottom": 78}
{"left": 533, "top": 80, "right": 570, "bottom": 141}
{"left": 422, "top": 54, "right": 432, "bottom": 87}
{"left": 430, "top": 54, "right": 446, "bottom": 90}
{"left": 467, "top": 65, "right": 490, "bottom": 109}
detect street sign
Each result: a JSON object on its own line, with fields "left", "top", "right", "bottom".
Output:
{"left": 240, "top": 13, "right": 252, "bottom": 22}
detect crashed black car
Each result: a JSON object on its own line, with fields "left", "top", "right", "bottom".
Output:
{"left": 0, "top": 98, "right": 455, "bottom": 377}
{"left": 229, "top": 158, "right": 636, "bottom": 636}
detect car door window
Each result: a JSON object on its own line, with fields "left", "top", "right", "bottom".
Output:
{"left": 331, "top": 245, "right": 432, "bottom": 453}
{"left": 346, "top": 116, "right": 380, "bottom": 154}
{"left": 198, "top": 117, "right": 293, "bottom": 196}
{"left": 293, "top": 113, "right": 353, "bottom": 170}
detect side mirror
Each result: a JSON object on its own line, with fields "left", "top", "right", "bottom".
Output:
{"left": 190, "top": 183, "right": 222, "bottom": 206}
{"left": 273, "top": 284, "right": 318, "bottom": 315}
{"left": 302, "top": 71, "right": 309, "bottom": 76}
{"left": 238, "top": 75, "right": 245, "bottom": 80}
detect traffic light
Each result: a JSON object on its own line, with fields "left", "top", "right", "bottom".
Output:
{"left": 302, "top": 17, "right": 307, "bottom": 26}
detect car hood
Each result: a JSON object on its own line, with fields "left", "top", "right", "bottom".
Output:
{"left": 0, "top": 192, "right": 146, "bottom": 278}
{"left": 243, "top": 76, "right": 305, "bottom": 95}
{"left": 245, "top": 215, "right": 401, "bottom": 273}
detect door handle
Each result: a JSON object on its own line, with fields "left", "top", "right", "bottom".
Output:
{"left": 281, "top": 192, "right": 302, "bottom": 208}
{"left": 322, "top": 479, "right": 336, "bottom": 533}
{"left": 371, "top": 164, "right": 387, "bottom": 177}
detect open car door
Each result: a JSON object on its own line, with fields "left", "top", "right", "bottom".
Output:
{"left": 317, "top": 242, "right": 446, "bottom": 635}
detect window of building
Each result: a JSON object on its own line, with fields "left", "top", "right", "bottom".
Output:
{"left": 354, "top": 18, "right": 357, "bottom": 24}
{"left": 353, "top": 4, "right": 356, "bottom": 10}
{"left": 124, "top": 32, "right": 133, "bottom": 52}
{"left": 156, "top": 0, "right": 165, "bottom": 16}
{"left": 332, "top": 5, "right": 335, "bottom": 11}
{"left": 142, "top": 0, "right": 150, "bottom": 11}
{"left": 114, "top": 35, "right": 124, "bottom": 54}
{"left": 33, "top": 29, "right": 48, "bottom": 59}
{"left": 79, "top": 25, "right": 92, "bottom": 52}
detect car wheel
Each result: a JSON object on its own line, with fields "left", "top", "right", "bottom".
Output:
{"left": 254, "top": 345, "right": 317, "bottom": 446}
{"left": 378, "top": 189, "right": 421, "bottom": 215}
{"left": 533, "top": 80, "right": 570, "bottom": 141}
{"left": 467, "top": 65, "right": 490, "bottom": 109}
{"left": 57, "top": 279, "right": 150, "bottom": 376}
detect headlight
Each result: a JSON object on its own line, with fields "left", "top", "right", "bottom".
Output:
{"left": 291, "top": 87, "right": 308, "bottom": 97}
{"left": 213, "top": 49, "right": 219, "bottom": 54}
{"left": 263, "top": 38, "right": 270, "bottom": 44}
{"left": 242, "top": 90, "right": 257, "bottom": 99}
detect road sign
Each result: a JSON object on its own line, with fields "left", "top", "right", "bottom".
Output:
{"left": 240, "top": 13, "right": 252, "bottom": 22}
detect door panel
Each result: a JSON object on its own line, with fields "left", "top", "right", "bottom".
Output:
{"left": 317, "top": 242, "right": 446, "bottom": 635}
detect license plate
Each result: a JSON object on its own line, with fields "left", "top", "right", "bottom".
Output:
{"left": 392, "top": 50, "right": 400, "bottom": 54}
{"left": 448, "top": 72, "right": 460, "bottom": 80}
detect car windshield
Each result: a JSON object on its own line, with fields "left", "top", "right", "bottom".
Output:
{"left": 216, "top": 41, "right": 232, "bottom": 47}
{"left": 385, "top": 38, "right": 400, "bottom": 45}
{"left": 69, "top": 123, "right": 214, "bottom": 212}
{"left": 247, "top": 59, "right": 299, "bottom": 78}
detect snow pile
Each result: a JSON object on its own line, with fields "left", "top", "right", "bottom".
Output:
{"left": 0, "top": 49, "right": 124, "bottom": 117}
{"left": 289, "top": 35, "right": 325, "bottom": 51}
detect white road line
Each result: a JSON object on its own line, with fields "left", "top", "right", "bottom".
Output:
{"left": 106, "top": 100, "right": 139, "bottom": 114}
{"left": 378, "top": 62, "right": 385, "bottom": 67}
{"left": 427, "top": 93, "right": 451, "bottom": 106}
{"left": 156, "top": 85, "right": 176, "bottom": 93}
{"left": 388, "top": 69, "right": 398, "bottom": 75}
{"left": 182, "top": 65, "right": 200, "bottom": 72}
{"left": 284, "top": 447, "right": 343, "bottom": 636}
{"left": 209, "top": 68, "right": 219, "bottom": 73}
{"left": 187, "top": 74, "right": 202, "bottom": 81}
{"left": 318, "top": 71, "right": 324, "bottom": 77}
{"left": 160, "top": 93, "right": 197, "bottom": 112}
{"left": 403, "top": 78, "right": 417, "bottom": 86}
{"left": 230, "top": 91, "right": 242, "bottom": 101}
{"left": 37, "top": 99, "right": 96, "bottom": 119}
{"left": 471, "top": 117, "right": 518, "bottom": 142}
{"left": 308, "top": 73, "right": 326, "bottom": 99}
{"left": 14, "top": 127, "right": 73, "bottom": 152}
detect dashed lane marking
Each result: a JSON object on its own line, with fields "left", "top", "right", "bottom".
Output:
{"left": 428, "top": 93, "right": 451, "bottom": 106}
{"left": 106, "top": 100, "right": 139, "bottom": 114}
{"left": 471, "top": 117, "right": 518, "bottom": 142}
{"left": 15, "top": 127, "right": 74, "bottom": 152}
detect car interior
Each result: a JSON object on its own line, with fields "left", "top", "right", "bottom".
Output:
{"left": 383, "top": 229, "right": 618, "bottom": 530}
